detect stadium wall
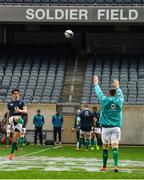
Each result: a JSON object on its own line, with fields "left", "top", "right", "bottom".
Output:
{"left": 0, "top": 103, "right": 143, "bottom": 145}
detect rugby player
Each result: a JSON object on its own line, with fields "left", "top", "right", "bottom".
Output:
{"left": 71, "top": 108, "right": 81, "bottom": 148}
{"left": 93, "top": 75, "right": 124, "bottom": 173}
{"left": 77, "top": 104, "right": 95, "bottom": 151}
{"left": 8, "top": 115, "right": 24, "bottom": 160}
{"left": 6, "top": 88, "right": 28, "bottom": 148}
{"left": 91, "top": 106, "right": 101, "bottom": 150}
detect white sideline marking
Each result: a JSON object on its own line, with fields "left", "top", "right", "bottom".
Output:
{"left": 20, "top": 145, "right": 62, "bottom": 158}
{"left": 0, "top": 156, "right": 144, "bottom": 173}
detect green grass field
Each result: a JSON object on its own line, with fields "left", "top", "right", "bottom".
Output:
{"left": 0, "top": 144, "right": 144, "bottom": 179}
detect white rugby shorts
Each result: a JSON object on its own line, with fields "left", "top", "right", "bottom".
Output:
{"left": 101, "top": 127, "right": 121, "bottom": 144}
{"left": 9, "top": 116, "right": 22, "bottom": 132}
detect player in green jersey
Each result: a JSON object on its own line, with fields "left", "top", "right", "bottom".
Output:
{"left": 8, "top": 115, "right": 24, "bottom": 160}
{"left": 93, "top": 75, "right": 124, "bottom": 173}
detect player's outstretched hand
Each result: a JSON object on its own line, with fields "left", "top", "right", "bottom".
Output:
{"left": 113, "top": 79, "right": 119, "bottom": 89}
{"left": 93, "top": 75, "right": 99, "bottom": 85}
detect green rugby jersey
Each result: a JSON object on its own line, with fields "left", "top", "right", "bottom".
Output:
{"left": 94, "top": 84, "right": 124, "bottom": 128}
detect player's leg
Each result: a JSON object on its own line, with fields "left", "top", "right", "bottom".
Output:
{"left": 19, "top": 114, "right": 28, "bottom": 145}
{"left": 34, "top": 127, "right": 38, "bottom": 145}
{"left": 95, "top": 128, "right": 102, "bottom": 150}
{"left": 9, "top": 130, "right": 21, "bottom": 160}
{"left": 111, "top": 127, "right": 121, "bottom": 172}
{"left": 76, "top": 130, "right": 80, "bottom": 148}
{"left": 53, "top": 127, "right": 57, "bottom": 144}
{"left": 77, "top": 130, "right": 84, "bottom": 150}
{"left": 90, "top": 131, "right": 95, "bottom": 150}
{"left": 58, "top": 127, "right": 62, "bottom": 144}
{"left": 39, "top": 127, "right": 43, "bottom": 145}
{"left": 6, "top": 125, "right": 12, "bottom": 148}
{"left": 85, "top": 132, "right": 91, "bottom": 151}
{"left": 100, "top": 127, "right": 110, "bottom": 171}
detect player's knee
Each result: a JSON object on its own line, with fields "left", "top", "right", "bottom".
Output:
{"left": 103, "top": 144, "right": 109, "bottom": 149}
{"left": 6, "top": 125, "right": 11, "bottom": 134}
{"left": 111, "top": 143, "right": 119, "bottom": 149}
{"left": 14, "top": 116, "right": 20, "bottom": 121}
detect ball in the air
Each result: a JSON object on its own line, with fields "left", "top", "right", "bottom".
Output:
{"left": 64, "top": 30, "right": 74, "bottom": 39}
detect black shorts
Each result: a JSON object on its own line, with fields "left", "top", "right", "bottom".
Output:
{"left": 22, "top": 114, "right": 28, "bottom": 128}
{"left": 15, "top": 128, "right": 20, "bottom": 132}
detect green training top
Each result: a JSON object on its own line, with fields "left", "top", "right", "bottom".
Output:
{"left": 94, "top": 84, "right": 124, "bottom": 128}
{"left": 18, "top": 116, "right": 24, "bottom": 125}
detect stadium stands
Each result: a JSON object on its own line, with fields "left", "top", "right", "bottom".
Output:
{"left": 0, "top": 50, "right": 144, "bottom": 104}
{"left": 0, "top": 0, "right": 143, "bottom": 4}
{"left": 82, "top": 54, "right": 144, "bottom": 105}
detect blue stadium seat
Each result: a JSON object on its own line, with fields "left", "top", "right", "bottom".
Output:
{"left": 132, "top": 0, "right": 141, "bottom": 3}
{"left": 105, "top": 0, "right": 114, "bottom": 3}
{"left": 6, "top": 0, "right": 14, "bottom": 2}
{"left": 33, "top": 0, "right": 41, "bottom": 2}
{"left": 50, "top": 0, "right": 59, "bottom": 3}
{"left": 14, "top": 0, "right": 23, "bottom": 2}
{"left": 23, "top": 0, "right": 32, "bottom": 3}
{"left": 95, "top": 0, "right": 104, "bottom": 3}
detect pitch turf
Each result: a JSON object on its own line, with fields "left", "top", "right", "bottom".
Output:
{"left": 0, "top": 144, "right": 144, "bottom": 179}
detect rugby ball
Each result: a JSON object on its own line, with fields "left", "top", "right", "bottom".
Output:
{"left": 64, "top": 30, "right": 74, "bottom": 39}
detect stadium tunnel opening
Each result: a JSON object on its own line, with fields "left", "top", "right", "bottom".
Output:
{"left": 1, "top": 24, "right": 144, "bottom": 55}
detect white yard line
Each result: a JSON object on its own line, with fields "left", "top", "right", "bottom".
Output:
{"left": 19, "top": 145, "right": 62, "bottom": 158}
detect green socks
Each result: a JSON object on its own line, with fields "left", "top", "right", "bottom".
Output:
{"left": 11, "top": 142, "right": 17, "bottom": 154}
{"left": 103, "top": 149, "right": 109, "bottom": 168}
{"left": 18, "top": 137, "right": 25, "bottom": 146}
{"left": 113, "top": 148, "right": 119, "bottom": 167}
{"left": 6, "top": 136, "right": 10, "bottom": 145}
{"left": 79, "top": 138, "right": 84, "bottom": 148}
{"left": 85, "top": 139, "right": 90, "bottom": 150}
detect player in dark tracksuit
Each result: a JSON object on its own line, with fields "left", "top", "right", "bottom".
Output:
{"left": 77, "top": 104, "right": 95, "bottom": 151}
{"left": 33, "top": 109, "right": 45, "bottom": 145}
{"left": 52, "top": 110, "right": 63, "bottom": 144}
{"left": 6, "top": 88, "right": 28, "bottom": 147}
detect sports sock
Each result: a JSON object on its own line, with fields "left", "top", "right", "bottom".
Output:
{"left": 11, "top": 142, "right": 17, "bottom": 154}
{"left": 103, "top": 149, "right": 109, "bottom": 168}
{"left": 91, "top": 137, "right": 94, "bottom": 147}
{"left": 79, "top": 138, "right": 84, "bottom": 148}
{"left": 6, "top": 136, "right": 10, "bottom": 145}
{"left": 85, "top": 139, "right": 90, "bottom": 150}
{"left": 112, "top": 148, "right": 119, "bottom": 167}
{"left": 19, "top": 137, "right": 25, "bottom": 146}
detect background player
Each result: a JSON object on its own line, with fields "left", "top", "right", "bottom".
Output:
{"left": 93, "top": 75, "right": 124, "bottom": 173}
{"left": 91, "top": 106, "right": 102, "bottom": 150}
{"left": 77, "top": 104, "right": 95, "bottom": 151}
{"left": 8, "top": 115, "right": 24, "bottom": 160}
{"left": 71, "top": 108, "right": 81, "bottom": 148}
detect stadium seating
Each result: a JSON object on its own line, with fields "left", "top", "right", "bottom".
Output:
{"left": 0, "top": 0, "right": 143, "bottom": 4}
{"left": 0, "top": 50, "right": 67, "bottom": 104}
{"left": 0, "top": 51, "right": 144, "bottom": 104}
{"left": 81, "top": 54, "right": 144, "bottom": 105}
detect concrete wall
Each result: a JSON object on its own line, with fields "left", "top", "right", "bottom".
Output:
{"left": 0, "top": 103, "right": 144, "bottom": 145}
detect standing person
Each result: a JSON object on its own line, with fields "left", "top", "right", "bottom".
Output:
{"left": 91, "top": 106, "right": 102, "bottom": 150}
{"left": 52, "top": 109, "right": 63, "bottom": 145}
{"left": 33, "top": 109, "right": 45, "bottom": 145}
{"left": 71, "top": 108, "right": 81, "bottom": 148}
{"left": 6, "top": 88, "right": 28, "bottom": 148}
{"left": 93, "top": 75, "right": 124, "bottom": 173}
{"left": 77, "top": 104, "right": 95, "bottom": 151}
